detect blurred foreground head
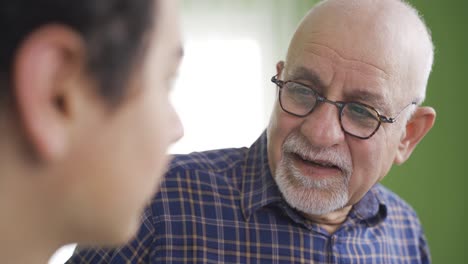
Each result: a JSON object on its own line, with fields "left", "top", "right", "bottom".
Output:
{"left": 0, "top": 0, "right": 183, "bottom": 262}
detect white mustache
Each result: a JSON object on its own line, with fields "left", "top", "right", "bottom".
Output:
{"left": 282, "top": 133, "right": 353, "bottom": 177}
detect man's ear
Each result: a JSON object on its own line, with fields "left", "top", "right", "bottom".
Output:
{"left": 13, "top": 24, "right": 86, "bottom": 162}
{"left": 276, "top": 61, "right": 285, "bottom": 77}
{"left": 394, "top": 106, "right": 436, "bottom": 164}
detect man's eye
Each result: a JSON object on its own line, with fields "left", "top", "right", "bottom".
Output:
{"left": 287, "top": 84, "right": 314, "bottom": 97}
{"left": 348, "top": 104, "right": 376, "bottom": 119}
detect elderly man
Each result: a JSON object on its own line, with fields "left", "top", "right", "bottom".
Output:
{"left": 68, "top": 0, "right": 435, "bottom": 263}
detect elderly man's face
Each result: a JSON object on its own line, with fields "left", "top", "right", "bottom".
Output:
{"left": 267, "top": 5, "right": 417, "bottom": 216}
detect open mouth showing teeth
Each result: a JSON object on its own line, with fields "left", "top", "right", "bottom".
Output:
{"left": 293, "top": 153, "right": 339, "bottom": 169}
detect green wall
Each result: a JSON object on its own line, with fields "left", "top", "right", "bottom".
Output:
{"left": 382, "top": 1, "right": 467, "bottom": 263}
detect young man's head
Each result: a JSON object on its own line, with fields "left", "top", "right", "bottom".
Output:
{"left": 0, "top": 0, "right": 183, "bottom": 249}
{"left": 267, "top": 0, "right": 436, "bottom": 218}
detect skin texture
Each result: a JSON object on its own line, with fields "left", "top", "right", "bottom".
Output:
{"left": 0, "top": 0, "right": 183, "bottom": 263}
{"left": 267, "top": 0, "right": 436, "bottom": 234}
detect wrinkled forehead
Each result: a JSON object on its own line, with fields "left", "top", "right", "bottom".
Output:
{"left": 284, "top": 44, "right": 394, "bottom": 114}
{"left": 288, "top": 13, "right": 401, "bottom": 81}
{"left": 285, "top": 0, "right": 432, "bottom": 107}
{"left": 286, "top": 42, "right": 390, "bottom": 81}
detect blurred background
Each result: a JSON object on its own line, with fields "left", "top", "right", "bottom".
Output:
{"left": 51, "top": 0, "right": 467, "bottom": 263}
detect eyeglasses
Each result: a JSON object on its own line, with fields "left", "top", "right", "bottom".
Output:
{"left": 271, "top": 75, "right": 416, "bottom": 140}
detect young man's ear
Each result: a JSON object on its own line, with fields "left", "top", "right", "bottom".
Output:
{"left": 394, "top": 106, "right": 436, "bottom": 164}
{"left": 13, "top": 24, "right": 86, "bottom": 162}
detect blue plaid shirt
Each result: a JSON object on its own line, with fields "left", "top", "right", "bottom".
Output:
{"left": 67, "top": 132, "right": 430, "bottom": 263}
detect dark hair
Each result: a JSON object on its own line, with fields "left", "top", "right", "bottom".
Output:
{"left": 0, "top": 0, "right": 156, "bottom": 104}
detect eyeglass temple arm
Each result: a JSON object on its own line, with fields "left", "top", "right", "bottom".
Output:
{"left": 271, "top": 75, "right": 284, "bottom": 86}
{"left": 379, "top": 102, "right": 417, "bottom": 123}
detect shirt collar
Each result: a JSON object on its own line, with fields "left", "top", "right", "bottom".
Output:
{"left": 241, "top": 131, "right": 284, "bottom": 221}
{"left": 349, "top": 184, "right": 388, "bottom": 226}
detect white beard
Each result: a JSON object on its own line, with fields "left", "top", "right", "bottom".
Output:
{"left": 273, "top": 133, "right": 352, "bottom": 215}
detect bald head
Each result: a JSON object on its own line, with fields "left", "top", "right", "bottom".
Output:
{"left": 285, "top": 0, "right": 434, "bottom": 105}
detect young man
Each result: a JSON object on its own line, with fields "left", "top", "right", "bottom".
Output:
{"left": 0, "top": 0, "right": 183, "bottom": 263}
{"left": 69, "top": 0, "right": 436, "bottom": 263}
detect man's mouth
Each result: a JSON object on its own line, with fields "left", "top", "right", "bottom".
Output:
{"left": 289, "top": 152, "right": 343, "bottom": 176}
{"left": 295, "top": 153, "right": 338, "bottom": 168}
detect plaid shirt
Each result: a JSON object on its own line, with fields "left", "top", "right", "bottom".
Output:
{"left": 67, "top": 132, "right": 430, "bottom": 264}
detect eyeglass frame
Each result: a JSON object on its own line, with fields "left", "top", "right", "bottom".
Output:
{"left": 271, "top": 75, "right": 417, "bottom": 140}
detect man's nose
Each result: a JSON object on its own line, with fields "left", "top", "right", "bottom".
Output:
{"left": 299, "top": 102, "right": 345, "bottom": 148}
